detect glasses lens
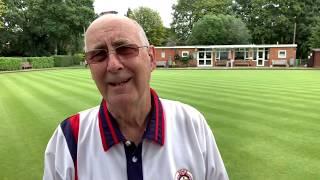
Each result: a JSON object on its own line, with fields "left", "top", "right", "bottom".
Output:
{"left": 116, "top": 45, "right": 139, "bottom": 58}
{"left": 86, "top": 50, "right": 108, "bottom": 64}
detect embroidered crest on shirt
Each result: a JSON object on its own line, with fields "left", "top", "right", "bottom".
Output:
{"left": 175, "top": 168, "right": 193, "bottom": 180}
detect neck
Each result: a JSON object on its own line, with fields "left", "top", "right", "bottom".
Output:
{"left": 108, "top": 91, "right": 152, "bottom": 144}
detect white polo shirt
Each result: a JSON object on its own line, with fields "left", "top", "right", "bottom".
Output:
{"left": 43, "top": 89, "right": 229, "bottom": 180}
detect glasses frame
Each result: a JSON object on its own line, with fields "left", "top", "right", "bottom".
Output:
{"left": 85, "top": 44, "right": 149, "bottom": 65}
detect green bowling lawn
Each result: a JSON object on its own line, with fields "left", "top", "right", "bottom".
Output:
{"left": 0, "top": 68, "right": 319, "bottom": 179}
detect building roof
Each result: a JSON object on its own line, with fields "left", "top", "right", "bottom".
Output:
{"left": 155, "top": 44, "right": 297, "bottom": 49}
{"left": 312, "top": 49, "right": 320, "bottom": 52}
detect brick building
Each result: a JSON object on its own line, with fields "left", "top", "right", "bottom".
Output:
{"left": 155, "top": 44, "right": 297, "bottom": 67}
{"left": 310, "top": 49, "right": 320, "bottom": 67}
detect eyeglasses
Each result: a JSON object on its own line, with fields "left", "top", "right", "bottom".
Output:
{"left": 85, "top": 44, "right": 148, "bottom": 64}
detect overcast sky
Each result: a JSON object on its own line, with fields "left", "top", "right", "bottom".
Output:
{"left": 93, "top": 0, "right": 177, "bottom": 27}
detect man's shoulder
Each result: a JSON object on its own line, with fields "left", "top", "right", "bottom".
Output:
{"left": 160, "top": 98, "right": 202, "bottom": 113}
{"left": 160, "top": 98, "right": 205, "bottom": 122}
{"left": 78, "top": 105, "right": 100, "bottom": 117}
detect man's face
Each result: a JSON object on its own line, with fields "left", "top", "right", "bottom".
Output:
{"left": 85, "top": 17, "right": 156, "bottom": 107}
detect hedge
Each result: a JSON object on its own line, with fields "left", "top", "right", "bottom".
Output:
{"left": 53, "top": 55, "right": 73, "bottom": 67}
{"left": 27, "top": 57, "right": 54, "bottom": 69}
{"left": 0, "top": 57, "right": 23, "bottom": 71}
{"left": 0, "top": 55, "right": 84, "bottom": 71}
{"left": 53, "top": 54, "right": 85, "bottom": 67}
{"left": 73, "top": 53, "right": 85, "bottom": 65}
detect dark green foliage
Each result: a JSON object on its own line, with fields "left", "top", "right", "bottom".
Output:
{"left": 188, "top": 14, "right": 251, "bottom": 45}
{"left": 171, "top": 0, "right": 233, "bottom": 44}
{"left": 233, "top": 0, "right": 320, "bottom": 58}
{"left": 174, "top": 54, "right": 192, "bottom": 65}
{"left": 129, "top": 7, "right": 166, "bottom": 46}
{"left": 308, "top": 21, "right": 320, "bottom": 49}
{"left": 27, "top": 57, "right": 54, "bottom": 69}
{"left": 0, "top": 0, "right": 95, "bottom": 56}
{"left": 0, "top": 0, "right": 6, "bottom": 28}
{"left": 72, "top": 53, "right": 85, "bottom": 65}
{"left": 53, "top": 55, "right": 74, "bottom": 67}
{"left": 0, "top": 57, "right": 22, "bottom": 70}
{"left": 52, "top": 55, "right": 83, "bottom": 67}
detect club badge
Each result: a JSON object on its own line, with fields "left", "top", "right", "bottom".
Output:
{"left": 175, "top": 168, "right": 193, "bottom": 180}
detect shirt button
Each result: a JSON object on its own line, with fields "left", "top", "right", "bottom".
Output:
{"left": 125, "top": 140, "right": 131, "bottom": 147}
{"left": 132, "top": 156, "right": 138, "bottom": 163}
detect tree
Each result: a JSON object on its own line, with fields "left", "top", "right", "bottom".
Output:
{"left": 0, "top": 0, "right": 6, "bottom": 28}
{"left": 125, "top": 8, "right": 133, "bottom": 18}
{"left": 232, "top": 0, "right": 301, "bottom": 44}
{"left": 188, "top": 14, "right": 251, "bottom": 45}
{"left": 129, "top": 7, "right": 165, "bottom": 46}
{"left": 308, "top": 20, "right": 320, "bottom": 49}
{"left": 171, "top": 0, "right": 233, "bottom": 44}
{"left": 232, "top": 0, "right": 320, "bottom": 58}
{"left": 0, "top": 0, "right": 95, "bottom": 56}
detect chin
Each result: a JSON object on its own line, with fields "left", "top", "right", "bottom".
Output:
{"left": 106, "top": 93, "right": 137, "bottom": 106}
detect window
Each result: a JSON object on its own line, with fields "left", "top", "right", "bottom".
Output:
{"left": 278, "top": 50, "right": 286, "bottom": 58}
{"left": 265, "top": 49, "right": 269, "bottom": 60}
{"left": 161, "top": 51, "right": 165, "bottom": 58}
{"left": 235, "top": 48, "right": 245, "bottom": 60}
{"left": 245, "top": 49, "right": 252, "bottom": 60}
{"left": 181, "top": 51, "right": 189, "bottom": 57}
{"left": 215, "top": 49, "right": 228, "bottom": 60}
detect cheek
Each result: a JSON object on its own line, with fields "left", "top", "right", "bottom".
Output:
{"left": 89, "top": 66, "right": 107, "bottom": 88}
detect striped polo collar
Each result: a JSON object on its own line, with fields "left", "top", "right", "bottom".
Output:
{"left": 98, "top": 88, "right": 165, "bottom": 151}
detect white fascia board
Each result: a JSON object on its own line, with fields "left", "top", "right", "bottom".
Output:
{"left": 155, "top": 44, "right": 297, "bottom": 49}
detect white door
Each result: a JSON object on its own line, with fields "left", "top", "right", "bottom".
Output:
{"left": 198, "top": 50, "right": 212, "bottom": 67}
{"left": 257, "top": 48, "right": 265, "bottom": 66}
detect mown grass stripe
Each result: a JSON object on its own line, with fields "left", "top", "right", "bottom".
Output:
{"left": 153, "top": 77, "right": 320, "bottom": 102}
{"left": 1, "top": 69, "right": 319, "bottom": 180}
{"left": 153, "top": 80, "right": 320, "bottom": 108}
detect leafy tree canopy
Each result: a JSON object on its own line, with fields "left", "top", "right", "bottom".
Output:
{"left": 232, "top": 0, "right": 320, "bottom": 58}
{"left": 0, "top": 0, "right": 6, "bottom": 28}
{"left": 0, "top": 0, "right": 95, "bottom": 56}
{"left": 171, "top": 0, "right": 233, "bottom": 44}
{"left": 308, "top": 18, "right": 320, "bottom": 49}
{"left": 188, "top": 14, "right": 251, "bottom": 45}
{"left": 128, "top": 7, "right": 166, "bottom": 46}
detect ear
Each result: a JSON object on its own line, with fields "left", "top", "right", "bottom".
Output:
{"left": 148, "top": 45, "right": 156, "bottom": 71}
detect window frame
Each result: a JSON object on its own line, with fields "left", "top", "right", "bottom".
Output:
{"left": 181, "top": 51, "right": 189, "bottom": 57}
{"left": 161, "top": 51, "right": 165, "bottom": 58}
{"left": 278, "top": 50, "right": 287, "bottom": 58}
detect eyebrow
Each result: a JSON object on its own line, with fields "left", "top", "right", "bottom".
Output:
{"left": 111, "top": 39, "right": 131, "bottom": 47}
{"left": 87, "top": 39, "right": 132, "bottom": 51}
{"left": 91, "top": 43, "right": 108, "bottom": 50}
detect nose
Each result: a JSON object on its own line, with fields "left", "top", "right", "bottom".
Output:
{"left": 106, "top": 53, "right": 124, "bottom": 72}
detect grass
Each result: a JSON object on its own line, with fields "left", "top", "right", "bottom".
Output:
{"left": 0, "top": 69, "right": 319, "bottom": 179}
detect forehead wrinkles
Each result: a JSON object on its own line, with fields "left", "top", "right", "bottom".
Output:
{"left": 86, "top": 22, "right": 140, "bottom": 50}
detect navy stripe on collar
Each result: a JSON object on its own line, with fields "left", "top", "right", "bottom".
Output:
{"left": 98, "top": 88, "right": 165, "bottom": 151}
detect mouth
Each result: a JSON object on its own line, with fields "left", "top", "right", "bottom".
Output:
{"left": 108, "top": 77, "right": 132, "bottom": 87}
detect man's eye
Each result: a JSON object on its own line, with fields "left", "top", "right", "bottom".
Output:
{"left": 92, "top": 50, "right": 107, "bottom": 61}
{"left": 116, "top": 46, "right": 137, "bottom": 55}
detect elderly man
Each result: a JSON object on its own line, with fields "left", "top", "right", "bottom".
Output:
{"left": 43, "top": 14, "right": 229, "bottom": 180}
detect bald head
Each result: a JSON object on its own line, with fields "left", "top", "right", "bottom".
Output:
{"left": 84, "top": 14, "right": 149, "bottom": 52}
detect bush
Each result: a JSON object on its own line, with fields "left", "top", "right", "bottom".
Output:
{"left": 27, "top": 57, "right": 54, "bottom": 69}
{"left": 72, "top": 53, "right": 85, "bottom": 65}
{"left": 53, "top": 55, "right": 74, "bottom": 67}
{"left": 174, "top": 54, "right": 181, "bottom": 60}
{"left": 174, "top": 54, "right": 192, "bottom": 65}
{"left": 0, "top": 57, "right": 23, "bottom": 71}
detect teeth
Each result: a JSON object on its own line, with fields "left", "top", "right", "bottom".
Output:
{"left": 110, "top": 78, "right": 130, "bottom": 86}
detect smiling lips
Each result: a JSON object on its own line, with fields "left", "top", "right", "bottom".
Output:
{"left": 108, "top": 77, "right": 132, "bottom": 87}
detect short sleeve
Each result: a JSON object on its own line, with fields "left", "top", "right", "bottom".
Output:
{"left": 43, "top": 127, "right": 75, "bottom": 180}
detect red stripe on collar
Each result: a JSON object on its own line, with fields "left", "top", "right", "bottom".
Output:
{"left": 98, "top": 88, "right": 166, "bottom": 151}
